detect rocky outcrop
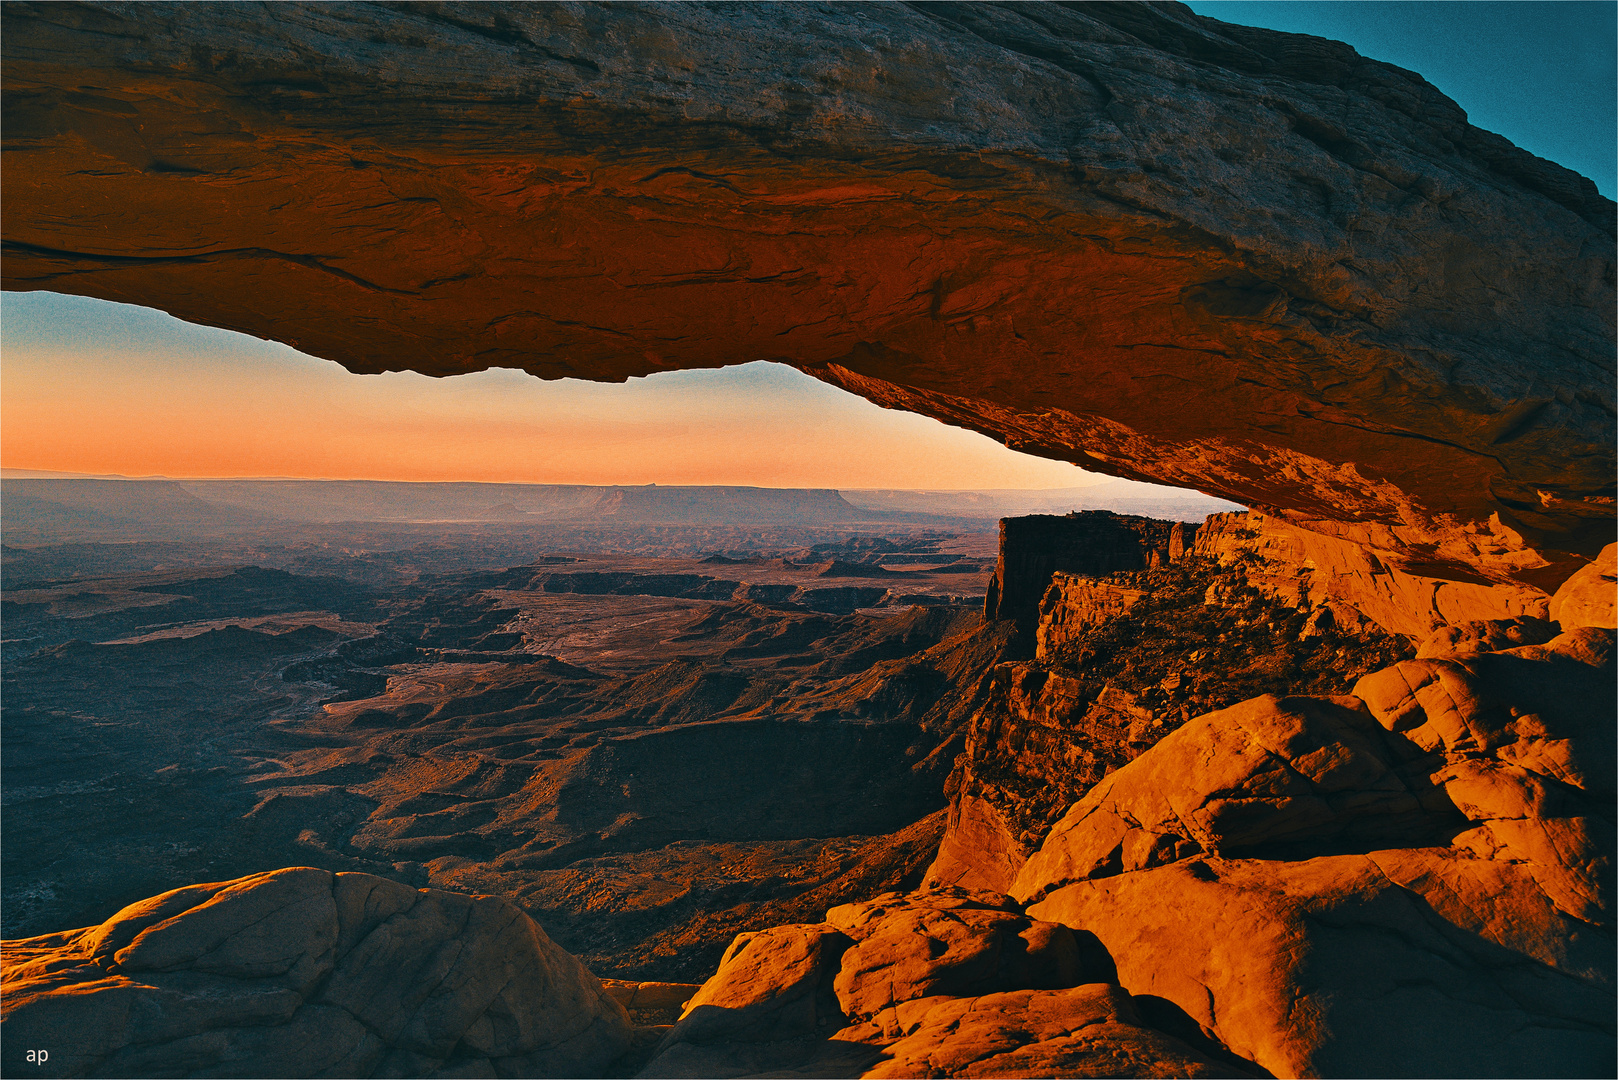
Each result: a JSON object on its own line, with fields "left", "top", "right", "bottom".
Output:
{"left": 639, "top": 886, "right": 1252, "bottom": 1078}
{"left": 0, "top": 868, "right": 632, "bottom": 1078}
{"left": 1194, "top": 510, "right": 1557, "bottom": 638}
{"left": 4, "top": 1, "right": 1612, "bottom": 583}
{"left": 927, "top": 667, "right": 1161, "bottom": 893}
{"left": 1551, "top": 542, "right": 1618, "bottom": 631}
{"left": 984, "top": 512, "right": 1173, "bottom": 630}
{"left": 930, "top": 541, "right": 1417, "bottom": 893}
{"left": 1036, "top": 575, "right": 1148, "bottom": 660}
{"left": 1015, "top": 626, "right": 1616, "bottom": 1079}
{"left": 1027, "top": 853, "right": 1613, "bottom": 1079}
{"left": 1013, "top": 693, "right": 1467, "bottom": 892}
{"left": 825, "top": 889, "right": 1082, "bottom": 1029}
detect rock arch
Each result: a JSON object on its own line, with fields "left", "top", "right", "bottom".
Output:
{"left": 4, "top": 0, "right": 1613, "bottom": 587}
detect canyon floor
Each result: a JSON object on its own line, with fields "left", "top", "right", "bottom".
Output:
{"left": 3, "top": 488, "right": 1611, "bottom": 1079}
{"left": 2, "top": 514, "right": 1006, "bottom": 981}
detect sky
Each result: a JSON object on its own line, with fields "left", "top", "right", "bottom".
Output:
{"left": 1185, "top": 1, "right": 1616, "bottom": 197}
{"left": 0, "top": 292, "right": 1099, "bottom": 488}
{"left": 3, "top": 3, "right": 1613, "bottom": 488}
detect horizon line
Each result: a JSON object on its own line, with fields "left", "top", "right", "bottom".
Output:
{"left": 0, "top": 467, "right": 1224, "bottom": 497}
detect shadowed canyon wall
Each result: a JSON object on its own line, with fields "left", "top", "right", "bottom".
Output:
{"left": 3, "top": 1, "right": 1614, "bottom": 591}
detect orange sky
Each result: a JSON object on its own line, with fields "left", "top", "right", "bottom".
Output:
{"left": 2, "top": 291, "right": 1110, "bottom": 489}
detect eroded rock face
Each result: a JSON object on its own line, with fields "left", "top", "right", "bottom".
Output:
{"left": 984, "top": 512, "right": 1172, "bottom": 629}
{"left": 0, "top": 868, "right": 632, "bottom": 1078}
{"left": 1037, "top": 574, "right": 1148, "bottom": 659}
{"left": 4, "top": 1, "right": 1613, "bottom": 582}
{"left": 1027, "top": 854, "right": 1614, "bottom": 1079}
{"left": 1552, "top": 542, "right": 1618, "bottom": 631}
{"left": 929, "top": 536, "right": 1419, "bottom": 893}
{"left": 1014, "top": 627, "right": 1616, "bottom": 1079}
{"left": 641, "top": 886, "right": 1252, "bottom": 1079}
{"left": 1193, "top": 509, "right": 1557, "bottom": 638}
{"left": 1012, "top": 693, "right": 1467, "bottom": 896}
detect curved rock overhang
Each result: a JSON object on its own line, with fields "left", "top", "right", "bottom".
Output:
{"left": 3, "top": 1, "right": 1613, "bottom": 588}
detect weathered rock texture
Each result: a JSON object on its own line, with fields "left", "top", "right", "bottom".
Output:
{"left": 984, "top": 511, "right": 1171, "bottom": 630}
{"left": 639, "top": 886, "right": 1251, "bottom": 1079}
{"left": 656, "top": 626, "right": 1615, "bottom": 1077}
{"left": 1036, "top": 574, "right": 1148, "bottom": 659}
{"left": 930, "top": 541, "right": 1415, "bottom": 892}
{"left": 1195, "top": 509, "right": 1558, "bottom": 638}
{"left": 0, "top": 868, "right": 632, "bottom": 1078}
{"left": 4, "top": 1, "right": 1614, "bottom": 583}
{"left": 1551, "top": 541, "right": 1618, "bottom": 631}
{"left": 1018, "top": 626, "right": 1616, "bottom": 1079}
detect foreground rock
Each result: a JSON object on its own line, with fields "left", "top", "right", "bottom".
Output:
{"left": 1, "top": 868, "right": 631, "bottom": 1078}
{"left": 1014, "top": 627, "right": 1616, "bottom": 1078}
{"left": 4, "top": 2, "right": 1612, "bottom": 582}
{"left": 929, "top": 529, "right": 1419, "bottom": 893}
{"left": 640, "top": 886, "right": 1250, "bottom": 1079}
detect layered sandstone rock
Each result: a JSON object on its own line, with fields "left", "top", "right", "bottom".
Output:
{"left": 1015, "top": 626, "right": 1616, "bottom": 1079}
{"left": 984, "top": 513, "right": 1172, "bottom": 630}
{"left": 4, "top": 1, "right": 1612, "bottom": 582}
{"left": 930, "top": 540, "right": 1416, "bottom": 893}
{"left": 1013, "top": 693, "right": 1466, "bottom": 895}
{"left": 1036, "top": 575, "right": 1148, "bottom": 660}
{"left": 1193, "top": 510, "right": 1556, "bottom": 639}
{"left": 0, "top": 868, "right": 632, "bottom": 1078}
{"left": 1551, "top": 542, "right": 1618, "bottom": 631}
{"left": 927, "top": 666, "right": 1160, "bottom": 893}
{"left": 640, "top": 886, "right": 1250, "bottom": 1079}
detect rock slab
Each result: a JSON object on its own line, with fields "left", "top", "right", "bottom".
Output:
{"left": 1016, "top": 627, "right": 1617, "bottom": 1078}
{"left": 1, "top": 868, "right": 631, "bottom": 1078}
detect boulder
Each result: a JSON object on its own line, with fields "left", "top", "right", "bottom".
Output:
{"left": 641, "top": 888, "right": 1259, "bottom": 1079}
{"left": 1010, "top": 629, "right": 1616, "bottom": 1078}
{"left": 658, "top": 924, "right": 850, "bottom": 1047}
{"left": 1, "top": 868, "right": 631, "bottom": 1078}
{"left": 826, "top": 888, "right": 1083, "bottom": 1030}
{"left": 1012, "top": 694, "right": 1463, "bottom": 902}
{"left": 861, "top": 984, "right": 1254, "bottom": 1079}
{"left": 637, "top": 924, "right": 874, "bottom": 1079}
{"left": 1550, "top": 543, "right": 1618, "bottom": 631}
{"left": 1028, "top": 854, "right": 1615, "bottom": 1079}
{"left": 1354, "top": 627, "right": 1616, "bottom": 924}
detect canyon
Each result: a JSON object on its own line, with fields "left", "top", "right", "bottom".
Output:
{"left": 2, "top": 2, "right": 1615, "bottom": 1078}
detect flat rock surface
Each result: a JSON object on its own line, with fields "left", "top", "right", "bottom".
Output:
{"left": 4, "top": 1, "right": 1613, "bottom": 582}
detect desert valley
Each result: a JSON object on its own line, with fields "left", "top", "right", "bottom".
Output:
{"left": 1, "top": 3, "right": 1614, "bottom": 1079}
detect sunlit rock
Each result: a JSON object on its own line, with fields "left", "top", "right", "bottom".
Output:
{"left": 0, "top": 869, "right": 631, "bottom": 1078}
{"left": 4, "top": 1, "right": 1612, "bottom": 583}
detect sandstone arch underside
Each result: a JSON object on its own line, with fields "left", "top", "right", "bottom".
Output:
{"left": 4, "top": 0, "right": 1613, "bottom": 588}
